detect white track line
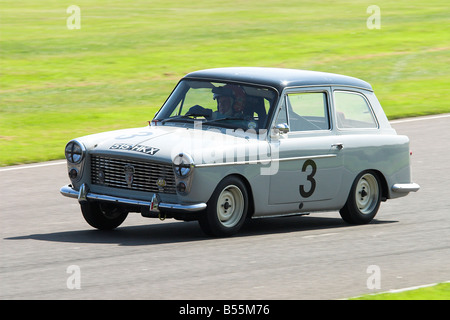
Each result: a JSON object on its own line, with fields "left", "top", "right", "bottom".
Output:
{"left": 1, "top": 114, "right": 449, "bottom": 172}
{"left": 390, "top": 113, "right": 450, "bottom": 124}
{"left": 0, "top": 160, "right": 66, "bottom": 172}
{"left": 387, "top": 280, "right": 450, "bottom": 294}
{"left": 347, "top": 280, "right": 450, "bottom": 299}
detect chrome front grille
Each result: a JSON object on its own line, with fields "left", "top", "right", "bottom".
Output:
{"left": 90, "top": 155, "right": 176, "bottom": 194}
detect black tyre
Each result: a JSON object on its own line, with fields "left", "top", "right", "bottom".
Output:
{"left": 80, "top": 201, "right": 128, "bottom": 230}
{"left": 339, "top": 171, "right": 381, "bottom": 224}
{"left": 198, "top": 176, "right": 249, "bottom": 237}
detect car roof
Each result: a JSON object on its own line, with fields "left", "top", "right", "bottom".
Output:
{"left": 184, "top": 67, "right": 373, "bottom": 92}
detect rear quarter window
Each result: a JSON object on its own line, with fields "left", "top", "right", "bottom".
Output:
{"left": 334, "top": 91, "right": 378, "bottom": 129}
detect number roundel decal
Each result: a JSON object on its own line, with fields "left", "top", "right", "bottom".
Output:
{"left": 299, "top": 159, "right": 317, "bottom": 198}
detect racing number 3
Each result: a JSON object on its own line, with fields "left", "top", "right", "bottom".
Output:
{"left": 299, "top": 159, "right": 317, "bottom": 198}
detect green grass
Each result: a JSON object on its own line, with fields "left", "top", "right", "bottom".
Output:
{"left": 1, "top": 0, "right": 449, "bottom": 166}
{"left": 351, "top": 282, "right": 450, "bottom": 300}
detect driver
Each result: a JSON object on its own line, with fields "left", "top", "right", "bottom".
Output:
{"left": 212, "top": 85, "right": 246, "bottom": 119}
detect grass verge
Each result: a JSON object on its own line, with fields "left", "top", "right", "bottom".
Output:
{"left": 350, "top": 282, "right": 450, "bottom": 300}
{"left": 1, "top": 0, "right": 449, "bottom": 166}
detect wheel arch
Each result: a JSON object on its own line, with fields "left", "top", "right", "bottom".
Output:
{"left": 370, "top": 169, "right": 389, "bottom": 201}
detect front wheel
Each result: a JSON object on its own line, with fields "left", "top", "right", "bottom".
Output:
{"left": 339, "top": 171, "right": 381, "bottom": 224}
{"left": 198, "top": 176, "right": 248, "bottom": 237}
{"left": 81, "top": 201, "right": 128, "bottom": 230}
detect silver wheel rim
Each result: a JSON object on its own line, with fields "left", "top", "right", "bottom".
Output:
{"left": 216, "top": 185, "right": 244, "bottom": 228}
{"left": 355, "top": 173, "right": 379, "bottom": 214}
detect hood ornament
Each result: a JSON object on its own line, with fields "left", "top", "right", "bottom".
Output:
{"left": 124, "top": 164, "right": 135, "bottom": 188}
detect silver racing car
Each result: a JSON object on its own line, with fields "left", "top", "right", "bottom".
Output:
{"left": 61, "top": 67, "right": 419, "bottom": 236}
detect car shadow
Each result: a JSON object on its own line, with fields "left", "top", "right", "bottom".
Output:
{"left": 5, "top": 215, "right": 397, "bottom": 247}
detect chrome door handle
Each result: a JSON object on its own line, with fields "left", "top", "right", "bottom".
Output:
{"left": 331, "top": 143, "right": 344, "bottom": 150}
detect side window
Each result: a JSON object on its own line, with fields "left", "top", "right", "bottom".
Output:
{"left": 287, "top": 92, "right": 330, "bottom": 131}
{"left": 334, "top": 91, "right": 378, "bottom": 129}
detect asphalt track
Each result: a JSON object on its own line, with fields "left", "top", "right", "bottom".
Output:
{"left": 1, "top": 114, "right": 449, "bottom": 300}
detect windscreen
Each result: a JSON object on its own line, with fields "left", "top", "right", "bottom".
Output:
{"left": 154, "top": 80, "right": 278, "bottom": 131}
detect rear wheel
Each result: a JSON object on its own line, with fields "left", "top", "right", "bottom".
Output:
{"left": 339, "top": 171, "right": 381, "bottom": 224}
{"left": 198, "top": 176, "right": 248, "bottom": 237}
{"left": 81, "top": 201, "right": 128, "bottom": 230}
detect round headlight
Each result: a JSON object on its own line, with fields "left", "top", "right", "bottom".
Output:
{"left": 173, "top": 153, "right": 194, "bottom": 177}
{"left": 65, "top": 140, "right": 85, "bottom": 164}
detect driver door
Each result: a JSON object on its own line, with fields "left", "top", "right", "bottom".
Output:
{"left": 268, "top": 87, "right": 344, "bottom": 205}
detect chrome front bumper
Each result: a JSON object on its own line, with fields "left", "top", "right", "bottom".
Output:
{"left": 60, "top": 184, "right": 207, "bottom": 213}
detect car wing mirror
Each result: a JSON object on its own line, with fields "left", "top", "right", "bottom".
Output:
{"left": 271, "top": 123, "right": 290, "bottom": 139}
{"left": 275, "top": 123, "right": 290, "bottom": 134}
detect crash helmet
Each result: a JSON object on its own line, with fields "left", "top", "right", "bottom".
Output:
{"left": 212, "top": 84, "right": 246, "bottom": 112}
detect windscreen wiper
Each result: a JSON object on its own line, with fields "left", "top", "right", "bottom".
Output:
{"left": 161, "top": 113, "right": 209, "bottom": 124}
{"left": 202, "top": 117, "right": 247, "bottom": 129}
{"left": 203, "top": 116, "right": 244, "bottom": 125}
